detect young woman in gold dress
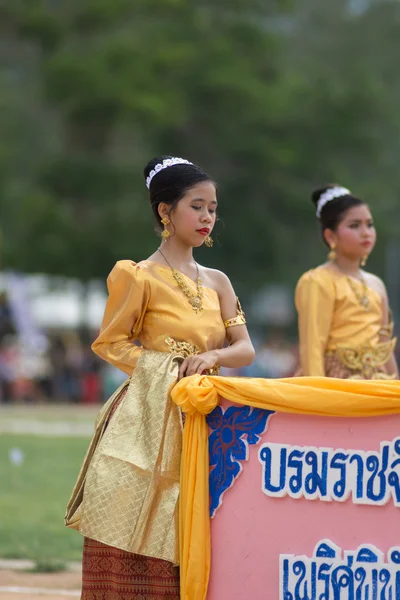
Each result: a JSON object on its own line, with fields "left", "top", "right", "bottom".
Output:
{"left": 70, "top": 156, "right": 255, "bottom": 599}
{"left": 295, "top": 185, "right": 398, "bottom": 379}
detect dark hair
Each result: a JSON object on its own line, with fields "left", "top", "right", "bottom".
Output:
{"left": 143, "top": 155, "right": 215, "bottom": 231}
{"left": 312, "top": 184, "right": 366, "bottom": 240}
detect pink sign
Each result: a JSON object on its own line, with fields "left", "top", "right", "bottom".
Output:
{"left": 207, "top": 401, "right": 400, "bottom": 599}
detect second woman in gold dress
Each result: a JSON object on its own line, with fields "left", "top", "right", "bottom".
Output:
{"left": 295, "top": 184, "right": 398, "bottom": 379}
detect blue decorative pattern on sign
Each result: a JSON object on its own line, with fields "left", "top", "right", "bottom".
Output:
{"left": 207, "top": 405, "right": 275, "bottom": 518}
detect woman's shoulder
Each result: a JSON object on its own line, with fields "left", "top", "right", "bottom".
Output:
{"left": 200, "top": 266, "right": 232, "bottom": 295}
{"left": 107, "top": 260, "right": 149, "bottom": 286}
{"left": 296, "top": 264, "right": 338, "bottom": 291}
{"left": 109, "top": 259, "right": 138, "bottom": 277}
{"left": 363, "top": 270, "right": 387, "bottom": 298}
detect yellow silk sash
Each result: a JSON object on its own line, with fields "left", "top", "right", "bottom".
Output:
{"left": 171, "top": 374, "right": 400, "bottom": 600}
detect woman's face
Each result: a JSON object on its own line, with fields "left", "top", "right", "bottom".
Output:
{"left": 326, "top": 204, "right": 376, "bottom": 261}
{"left": 165, "top": 181, "right": 217, "bottom": 247}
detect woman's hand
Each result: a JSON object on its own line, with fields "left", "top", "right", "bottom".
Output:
{"left": 178, "top": 350, "right": 219, "bottom": 381}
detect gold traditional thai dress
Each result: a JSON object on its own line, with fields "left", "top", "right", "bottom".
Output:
{"left": 295, "top": 264, "right": 396, "bottom": 379}
{"left": 74, "top": 259, "right": 244, "bottom": 600}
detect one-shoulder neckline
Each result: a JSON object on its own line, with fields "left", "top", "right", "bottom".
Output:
{"left": 345, "top": 274, "right": 382, "bottom": 303}
{"left": 138, "top": 260, "right": 220, "bottom": 297}
{"left": 318, "top": 264, "right": 382, "bottom": 302}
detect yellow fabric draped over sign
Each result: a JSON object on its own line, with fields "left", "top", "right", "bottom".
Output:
{"left": 171, "top": 374, "right": 400, "bottom": 600}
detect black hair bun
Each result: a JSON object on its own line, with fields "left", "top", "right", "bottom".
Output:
{"left": 142, "top": 155, "right": 214, "bottom": 233}
{"left": 311, "top": 184, "right": 339, "bottom": 208}
{"left": 311, "top": 183, "right": 365, "bottom": 240}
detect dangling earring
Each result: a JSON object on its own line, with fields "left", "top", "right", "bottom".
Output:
{"left": 204, "top": 235, "right": 213, "bottom": 248}
{"left": 361, "top": 256, "right": 367, "bottom": 267}
{"left": 161, "top": 216, "right": 170, "bottom": 240}
{"left": 328, "top": 244, "right": 336, "bottom": 261}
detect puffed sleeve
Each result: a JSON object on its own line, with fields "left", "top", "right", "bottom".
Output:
{"left": 295, "top": 270, "right": 336, "bottom": 377}
{"left": 91, "top": 260, "right": 150, "bottom": 375}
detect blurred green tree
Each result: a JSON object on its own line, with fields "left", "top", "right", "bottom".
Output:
{"left": 0, "top": 0, "right": 399, "bottom": 298}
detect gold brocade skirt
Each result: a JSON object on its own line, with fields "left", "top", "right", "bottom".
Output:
{"left": 324, "top": 339, "right": 396, "bottom": 380}
{"left": 81, "top": 387, "right": 180, "bottom": 600}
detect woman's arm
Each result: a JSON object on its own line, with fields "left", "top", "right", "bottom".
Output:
{"left": 178, "top": 271, "right": 255, "bottom": 379}
{"left": 295, "top": 271, "right": 335, "bottom": 377}
{"left": 385, "top": 352, "right": 398, "bottom": 378}
{"left": 378, "top": 279, "right": 399, "bottom": 378}
{"left": 92, "top": 261, "right": 149, "bottom": 375}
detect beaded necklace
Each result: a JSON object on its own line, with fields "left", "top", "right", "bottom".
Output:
{"left": 158, "top": 249, "right": 204, "bottom": 314}
{"left": 333, "top": 262, "right": 370, "bottom": 310}
{"left": 346, "top": 275, "right": 370, "bottom": 310}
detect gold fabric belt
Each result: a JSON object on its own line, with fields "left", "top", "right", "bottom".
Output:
{"left": 325, "top": 337, "right": 397, "bottom": 380}
{"left": 165, "top": 336, "right": 220, "bottom": 376}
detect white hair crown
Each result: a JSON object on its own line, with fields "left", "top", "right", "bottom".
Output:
{"left": 146, "top": 157, "right": 193, "bottom": 189}
{"left": 316, "top": 186, "right": 351, "bottom": 218}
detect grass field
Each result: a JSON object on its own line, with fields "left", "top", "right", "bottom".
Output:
{"left": 0, "top": 433, "right": 90, "bottom": 562}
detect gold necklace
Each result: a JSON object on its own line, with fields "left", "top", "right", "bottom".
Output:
{"left": 158, "top": 249, "right": 204, "bottom": 313}
{"left": 346, "top": 275, "right": 370, "bottom": 310}
{"left": 333, "top": 262, "right": 370, "bottom": 310}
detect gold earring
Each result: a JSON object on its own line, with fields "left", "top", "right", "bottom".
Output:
{"left": 161, "top": 217, "right": 170, "bottom": 240}
{"left": 361, "top": 256, "right": 367, "bottom": 267}
{"left": 204, "top": 235, "right": 213, "bottom": 248}
{"left": 328, "top": 244, "right": 336, "bottom": 261}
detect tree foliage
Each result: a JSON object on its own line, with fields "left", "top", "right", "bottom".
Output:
{"left": 1, "top": 0, "right": 400, "bottom": 295}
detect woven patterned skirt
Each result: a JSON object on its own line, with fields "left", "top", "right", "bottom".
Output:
{"left": 81, "top": 538, "right": 180, "bottom": 599}
{"left": 324, "top": 353, "right": 390, "bottom": 379}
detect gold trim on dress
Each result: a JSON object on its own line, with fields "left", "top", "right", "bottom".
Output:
{"left": 224, "top": 297, "right": 246, "bottom": 328}
{"left": 165, "top": 336, "right": 220, "bottom": 375}
{"left": 165, "top": 337, "right": 200, "bottom": 358}
{"left": 325, "top": 338, "right": 397, "bottom": 380}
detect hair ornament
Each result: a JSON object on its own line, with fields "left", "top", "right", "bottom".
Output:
{"left": 316, "top": 186, "right": 351, "bottom": 218}
{"left": 146, "top": 157, "right": 193, "bottom": 189}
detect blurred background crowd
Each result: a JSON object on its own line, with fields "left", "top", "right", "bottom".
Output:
{"left": 1, "top": 0, "right": 400, "bottom": 403}
{"left": 0, "top": 274, "right": 298, "bottom": 403}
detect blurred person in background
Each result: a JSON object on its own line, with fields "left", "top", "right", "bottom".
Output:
{"left": 100, "top": 361, "right": 127, "bottom": 400}
{"left": 49, "top": 335, "right": 69, "bottom": 402}
{"left": 0, "top": 293, "right": 16, "bottom": 402}
{"left": 64, "top": 331, "right": 84, "bottom": 402}
{"left": 0, "top": 336, "right": 18, "bottom": 402}
{"left": 80, "top": 346, "right": 102, "bottom": 404}
{"left": 67, "top": 155, "right": 254, "bottom": 599}
{"left": 295, "top": 185, "right": 398, "bottom": 379}
{"left": 49, "top": 333, "right": 85, "bottom": 403}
